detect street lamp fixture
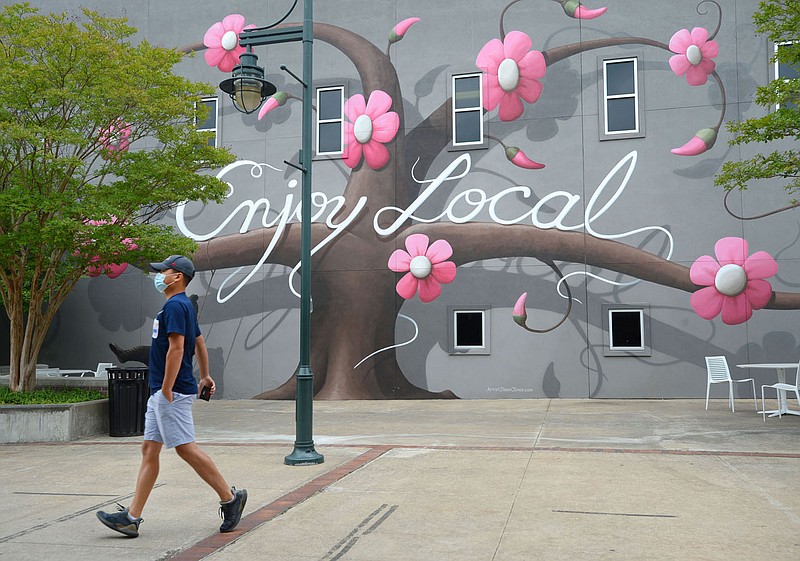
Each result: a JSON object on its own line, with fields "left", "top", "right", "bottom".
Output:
{"left": 219, "top": 0, "right": 323, "bottom": 466}
{"left": 218, "top": 49, "right": 276, "bottom": 114}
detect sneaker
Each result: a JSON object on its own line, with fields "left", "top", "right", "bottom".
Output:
{"left": 219, "top": 487, "right": 247, "bottom": 532}
{"left": 96, "top": 504, "right": 142, "bottom": 538}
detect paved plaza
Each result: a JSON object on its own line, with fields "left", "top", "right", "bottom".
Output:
{"left": 1, "top": 399, "right": 799, "bottom": 560}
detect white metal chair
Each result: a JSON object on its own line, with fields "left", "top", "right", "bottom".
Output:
{"left": 94, "top": 362, "right": 114, "bottom": 378}
{"left": 761, "top": 360, "right": 800, "bottom": 421}
{"left": 705, "top": 356, "right": 757, "bottom": 412}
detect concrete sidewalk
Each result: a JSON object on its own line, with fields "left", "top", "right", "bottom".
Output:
{"left": 1, "top": 399, "right": 799, "bottom": 560}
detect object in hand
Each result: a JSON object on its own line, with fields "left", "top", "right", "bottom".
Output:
{"left": 199, "top": 385, "right": 211, "bottom": 401}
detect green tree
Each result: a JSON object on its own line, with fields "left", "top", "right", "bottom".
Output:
{"left": 715, "top": 0, "right": 800, "bottom": 199}
{"left": 0, "top": 4, "right": 234, "bottom": 391}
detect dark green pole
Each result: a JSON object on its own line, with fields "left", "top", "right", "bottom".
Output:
{"left": 285, "top": 0, "right": 323, "bottom": 465}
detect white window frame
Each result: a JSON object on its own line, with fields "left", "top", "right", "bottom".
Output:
{"left": 451, "top": 73, "right": 484, "bottom": 148}
{"left": 316, "top": 85, "right": 344, "bottom": 156}
{"left": 196, "top": 97, "right": 219, "bottom": 147}
{"left": 774, "top": 41, "right": 797, "bottom": 110}
{"left": 602, "top": 303, "right": 651, "bottom": 357}
{"left": 601, "top": 57, "right": 641, "bottom": 137}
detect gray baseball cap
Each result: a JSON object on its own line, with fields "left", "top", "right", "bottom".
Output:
{"left": 149, "top": 255, "right": 195, "bottom": 280}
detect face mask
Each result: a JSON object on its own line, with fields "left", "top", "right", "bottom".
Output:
{"left": 154, "top": 272, "right": 176, "bottom": 293}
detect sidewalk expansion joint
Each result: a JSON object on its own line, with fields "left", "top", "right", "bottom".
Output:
{"left": 168, "top": 445, "right": 392, "bottom": 561}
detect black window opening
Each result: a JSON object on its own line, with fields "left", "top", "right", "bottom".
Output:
{"left": 196, "top": 98, "right": 218, "bottom": 147}
{"left": 317, "top": 86, "right": 344, "bottom": 155}
{"left": 454, "top": 310, "right": 485, "bottom": 349}
{"left": 603, "top": 58, "right": 639, "bottom": 135}
{"left": 452, "top": 73, "right": 483, "bottom": 146}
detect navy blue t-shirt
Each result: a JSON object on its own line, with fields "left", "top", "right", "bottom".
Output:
{"left": 149, "top": 292, "right": 201, "bottom": 396}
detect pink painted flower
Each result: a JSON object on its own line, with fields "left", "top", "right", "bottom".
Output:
{"left": 505, "top": 146, "right": 545, "bottom": 169}
{"left": 257, "top": 92, "right": 288, "bottom": 121}
{"left": 560, "top": 1, "right": 608, "bottom": 19}
{"left": 203, "top": 14, "right": 256, "bottom": 73}
{"left": 690, "top": 237, "right": 777, "bottom": 325}
{"left": 671, "top": 127, "right": 718, "bottom": 156}
{"left": 476, "top": 31, "right": 546, "bottom": 122}
{"left": 389, "top": 17, "right": 420, "bottom": 44}
{"left": 668, "top": 27, "right": 719, "bottom": 86}
{"left": 99, "top": 122, "right": 131, "bottom": 158}
{"left": 343, "top": 90, "right": 400, "bottom": 170}
{"left": 512, "top": 292, "right": 528, "bottom": 325}
{"left": 388, "top": 234, "right": 457, "bottom": 303}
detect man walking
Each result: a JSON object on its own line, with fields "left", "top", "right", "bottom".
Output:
{"left": 97, "top": 255, "right": 246, "bottom": 537}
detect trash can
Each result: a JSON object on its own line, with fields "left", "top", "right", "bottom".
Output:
{"left": 107, "top": 366, "right": 149, "bottom": 437}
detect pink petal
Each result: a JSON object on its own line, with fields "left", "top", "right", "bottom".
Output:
{"left": 669, "top": 54, "right": 692, "bottom": 77}
{"left": 365, "top": 90, "right": 393, "bottom": 120}
{"left": 105, "top": 263, "right": 128, "bottom": 279}
{"left": 497, "top": 92, "right": 524, "bottom": 122}
{"left": 388, "top": 249, "right": 412, "bottom": 272}
{"left": 203, "top": 22, "right": 225, "bottom": 48}
{"left": 515, "top": 76, "right": 543, "bottom": 104}
{"left": 222, "top": 14, "right": 247, "bottom": 33}
{"left": 690, "top": 27, "right": 709, "bottom": 46}
{"left": 700, "top": 40, "right": 719, "bottom": 59}
{"left": 342, "top": 141, "right": 363, "bottom": 169}
{"left": 425, "top": 239, "right": 453, "bottom": 264}
{"left": 417, "top": 276, "right": 443, "bottom": 303}
{"left": 690, "top": 255, "right": 721, "bottom": 285}
{"left": 476, "top": 38, "right": 506, "bottom": 72}
{"left": 574, "top": 6, "right": 608, "bottom": 19}
{"left": 720, "top": 293, "right": 752, "bottom": 325}
{"left": 745, "top": 279, "right": 773, "bottom": 310}
{"left": 511, "top": 150, "right": 545, "bottom": 169}
{"left": 344, "top": 94, "right": 366, "bottom": 123}
{"left": 743, "top": 251, "right": 778, "bottom": 280}
{"left": 671, "top": 135, "right": 707, "bottom": 156}
{"left": 685, "top": 65, "right": 710, "bottom": 86}
{"left": 698, "top": 57, "right": 716, "bottom": 75}
{"left": 714, "top": 237, "right": 748, "bottom": 266}
{"left": 362, "top": 140, "right": 390, "bottom": 169}
{"left": 204, "top": 47, "right": 227, "bottom": 68}
{"left": 371, "top": 112, "right": 400, "bottom": 143}
{"left": 218, "top": 50, "right": 243, "bottom": 73}
{"left": 669, "top": 29, "right": 693, "bottom": 54}
{"left": 503, "top": 31, "right": 533, "bottom": 62}
{"left": 258, "top": 97, "right": 280, "bottom": 120}
{"left": 405, "top": 234, "right": 430, "bottom": 257}
{"left": 517, "top": 50, "right": 547, "bottom": 80}
{"left": 395, "top": 272, "right": 419, "bottom": 300}
{"left": 482, "top": 76, "right": 504, "bottom": 111}
{"left": 430, "top": 260, "right": 457, "bottom": 284}
{"left": 513, "top": 292, "right": 528, "bottom": 317}
{"left": 393, "top": 17, "right": 420, "bottom": 37}
{"left": 690, "top": 286, "right": 724, "bottom": 320}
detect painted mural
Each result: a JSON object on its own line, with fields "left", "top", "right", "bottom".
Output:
{"left": 42, "top": 0, "right": 800, "bottom": 400}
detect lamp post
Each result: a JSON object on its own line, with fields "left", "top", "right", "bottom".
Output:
{"left": 219, "top": 0, "right": 323, "bottom": 466}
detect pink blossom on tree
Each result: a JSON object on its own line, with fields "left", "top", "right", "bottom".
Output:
{"left": 668, "top": 27, "right": 719, "bottom": 86}
{"left": 690, "top": 237, "right": 777, "bottom": 325}
{"left": 476, "top": 31, "right": 546, "bottom": 122}
{"left": 388, "top": 234, "right": 457, "bottom": 303}
{"left": 203, "top": 14, "right": 256, "bottom": 73}
{"left": 99, "top": 122, "right": 131, "bottom": 158}
{"left": 343, "top": 90, "right": 400, "bottom": 170}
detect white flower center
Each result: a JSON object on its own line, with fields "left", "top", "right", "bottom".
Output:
{"left": 410, "top": 255, "right": 432, "bottom": 279}
{"left": 354, "top": 114, "right": 373, "bottom": 144}
{"left": 686, "top": 44, "right": 702, "bottom": 66}
{"left": 715, "top": 264, "right": 747, "bottom": 296}
{"left": 221, "top": 30, "right": 239, "bottom": 51}
{"left": 498, "top": 58, "right": 520, "bottom": 92}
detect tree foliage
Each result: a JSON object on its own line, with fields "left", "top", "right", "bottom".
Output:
{"left": 0, "top": 3, "right": 235, "bottom": 391}
{"left": 715, "top": 0, "right": 800, "bottom": 197}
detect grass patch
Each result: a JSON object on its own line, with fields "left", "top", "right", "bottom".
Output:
{"left": 0, "top": 386, "right": 105, "bottom": 405}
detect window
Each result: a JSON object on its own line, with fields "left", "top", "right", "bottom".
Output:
{"left": 196, "top": 97, "right": 218, "bottom": 147}
{"left": 452, "top": 73, "right": 484, "bottom": 147}
{"left": 602, "top": 303, "right": 651, "bottom": 357}
{"left": 774, "top": 41, "right": 798, "bottom": 110}
{"left": 448, "top": 306, "right": 491, "bottom": 355}
{"left": 316, "top": 86, "right": 344, "bottom": 155}
{"left": 600, "top": 57, "right": 643, "bottom": 139}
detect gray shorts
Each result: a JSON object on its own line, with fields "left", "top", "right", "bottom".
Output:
{"left": 144, "top": 391, "right": 196, "bottom": 449}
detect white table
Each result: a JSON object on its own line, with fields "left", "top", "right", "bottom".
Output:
{"left": 737, "top": 363, "right": 800, "bottom": 417}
